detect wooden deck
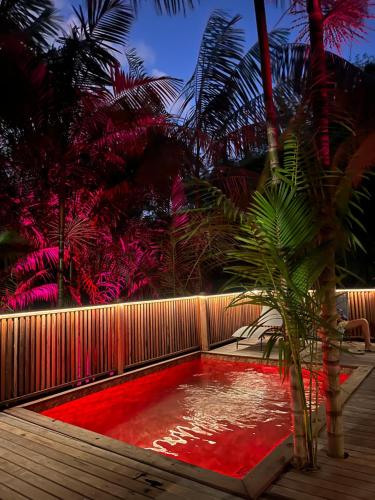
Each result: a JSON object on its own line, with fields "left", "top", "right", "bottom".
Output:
{"left": 0, "top": 342, "right": 374, "bottom": 499}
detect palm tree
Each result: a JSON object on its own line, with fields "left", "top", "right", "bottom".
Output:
{"left": 303, "top": 0, "right": 373, "bottom": 459}
{"left": 304, "top": 0, "right": 342, "bottom": 459}
{"left": 254, "top": 0, "right": 373, "bottom": 459}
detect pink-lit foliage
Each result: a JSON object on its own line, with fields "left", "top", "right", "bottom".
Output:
{"left": 1, "top": 186, "right": 164, "bottom": 310}
{"left": 0, "top": 54, "right": 185, "bottom": 311}
{"left": 292, "top": 0, "right": 374, "bottom": 52}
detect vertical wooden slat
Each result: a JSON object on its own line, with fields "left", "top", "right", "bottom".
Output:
{"left": 23, "top": 317, "right": 30, "bottom": 396}
{"left": 110, "top": 307, "right": 115, "bottom": 370}
{"left": 56, "top": 313, "right": 61, "bottom": 387}
{"left": 197, "top": 296, "right": 209, "bottom": 351}
{"left": 116, "top": 305, "right": 125, "bottom": 374}
{"left": 1, "top": 320, "right": 7, "bottom": 401}
{"left": 61, "top": 312, "right": 66, "bottom": 384}
{"left": 35, "top": 315, "right": 41, "bottom": 393}
{"left": 18, "top": 317, "right": 25, "bottom": 395}
{"left": 41, "top": 315, "right": 46, "bottom": 390}
{"left": 46, "top": 313, "right": 52, "bottom": 388}
{"left": 30, "top": 316, "right": 36, "bottom": 394}
{"left": 51, "top": 314, "right": 57, "bottom": 388}
{"left": 6, "top": 319, "right": 13, "bottom": 401}
{"left": 13, "top": 317, "right": 19, "bottom": 398}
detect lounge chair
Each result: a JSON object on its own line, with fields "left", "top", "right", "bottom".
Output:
{"left": 232, "top": 306, "right": 283, "bottom": 349}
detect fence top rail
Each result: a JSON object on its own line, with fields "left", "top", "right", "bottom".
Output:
{"left": 0, "top": 289, "right": 373, "bottom": 321}
{"left": 0, "top": 292, "right": 242, "bottom": 320}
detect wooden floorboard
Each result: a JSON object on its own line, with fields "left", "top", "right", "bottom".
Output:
{"left": 0, "top": 412, "right": 241, "bottom": 500}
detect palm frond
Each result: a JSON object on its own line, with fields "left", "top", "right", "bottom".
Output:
{"left": 5, "top": 283, "right": 58, "bottom": 310}
{"left": 0, "top": 0, "right": 60, "bottom": 47}
{"left": 129, "top": 0, "right": 198, "bottom": 15}
{"left": 12, "top": 246, "right": 58, "bottom": 275}
{"left": 73, "top": 0, "right": 133, "bottom": 48}
{"left": 109, "top": 67, "right": 181, "bottom": 110}
{"left": 179, "top": 10, "right": 244, "bottom": 123}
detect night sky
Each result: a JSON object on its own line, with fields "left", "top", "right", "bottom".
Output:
{"left": 54, "top": 0, "right": 375, "bottom": 81}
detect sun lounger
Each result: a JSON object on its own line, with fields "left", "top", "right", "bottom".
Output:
{"left": 232, "top": 306, "right": 283, "bottom": 349}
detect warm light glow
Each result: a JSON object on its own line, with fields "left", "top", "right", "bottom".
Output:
{"left": 0, "top": 289, "right": 374, "bottom": 320}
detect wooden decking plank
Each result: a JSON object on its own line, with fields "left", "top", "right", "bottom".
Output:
{"left": 0, "top": 451, "right": 83, "bottom": 500}
{"left": 314, "top": 463, "right": 375, "bottom": 487}
{"left": 337, "top": 442, "right": 375, "bottom": 456}
{"left": 0, "top": 438, "right": 94, "bottom": 500}
{"left": 0, "top": 413, "right": 149, "bottom": 479}
{"left": 341, "top": 430, "right": 375, "bottom": 444}
{"left": 0, "top": 462, "right": 57, "bottom": 500}
{"left": 283, "top": 470, "right": 373, "bottom": 499}
{"left": 262, "top": 483, "right": 326, "bottom": 500}
{"left": 0, "top": 483, "right": 28, "bottom": 500}
{"left": 344, "top": 423, "right": 375, "bottom": 437}
{"left": 349, "top": 393, "right": 375, "bottom": 402}
{"left": 343, "top": 435, "right": 375, "bottom": 449}
{"left": 343, "top": 415, "right": 375, "bottom": 428}
{"left": 347, "top": 388, "right": 375, "bottom": 397}
{"left": 343, "top": 407, "right": 375, "bottom": 420}
{"left": 344, "top": 423, "right": 374, "bottom": 434}
{"left": 5, "top": 408, "right": 248, "bottom": 498}
{"left": 317, "top": 448, "right": 375, "bottom": 470}
{"left": 343, "top": 407, "right": 375, "bottom": 418}
{"left": 0, "top": 437, "right": 125, "bottom": 500}
{"left": 324, "top": 446, "right": 375, "bottom": 463}
{"left": 0, "top": 423, "right": 149, "bottom": 500}
{"left": 276, "top": 476, "right": 363, "bottom": 500}
{"left": 345, "top": 403, "right": 375, "bottom": 413}
{"left": 0, "top": 414, "right": 229, "bottom": 500}
{"left": 317, "top": 453, "right": 375, "bottom": 475}
{"left": 288, "top": 467, "right": 375, "bottom": 495}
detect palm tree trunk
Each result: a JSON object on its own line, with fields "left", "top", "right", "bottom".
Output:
{"left": 320, "top": 254, "right": 344, "bottom": 457}
{"left": 306, "top": 0, "right": 344, "bottom": 458}
{"left": 57, "top": 197, "right": 65, "bottom": 308}
{"left": 306, "top": 0, "right": 330, "bottom": 169}
{"left": 289, "top": 363, "right": 308, "bottom": 469}
{"left": 254, "top": 0, "right": 279, "bottom": 175}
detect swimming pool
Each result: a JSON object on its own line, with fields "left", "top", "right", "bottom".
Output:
{"left": 41, "top": 356, "right": 347, "bottom": 479}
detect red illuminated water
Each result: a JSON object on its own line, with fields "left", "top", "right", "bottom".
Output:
{"left": 42, "top": 358, "right": 349, "bottom": 478}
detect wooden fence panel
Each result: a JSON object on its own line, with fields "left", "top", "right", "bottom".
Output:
{"left": 120, "top": 297, "right": 199, "bottom": 369}
{"left": 206, "top": 294, "right": 261, "bottom": 346}
{"left": 1, "top": 290, "right": 374, "bottom": 405}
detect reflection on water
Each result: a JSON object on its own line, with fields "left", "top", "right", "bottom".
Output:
{"left": 42, "top": 358, "right": 327, "bottom": 478}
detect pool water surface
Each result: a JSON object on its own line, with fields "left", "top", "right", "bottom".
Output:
{"left": 42, "top": 357, "right": 348, "bottom": 478}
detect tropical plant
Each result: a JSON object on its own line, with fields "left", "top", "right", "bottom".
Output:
{"left": 0, "top": 0, "right": 183, "bottom": 309}
{"left": 186, "top": 136, "right": 330, "bottom": 468}
{"left": 302, "top": 0, "right": 373, "bottom": 459}
{"left": 251, "top": 0, "right": 374, "bottom": 459}
{"left": 186, "top": 126, "right": 374, "bottom": 467}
